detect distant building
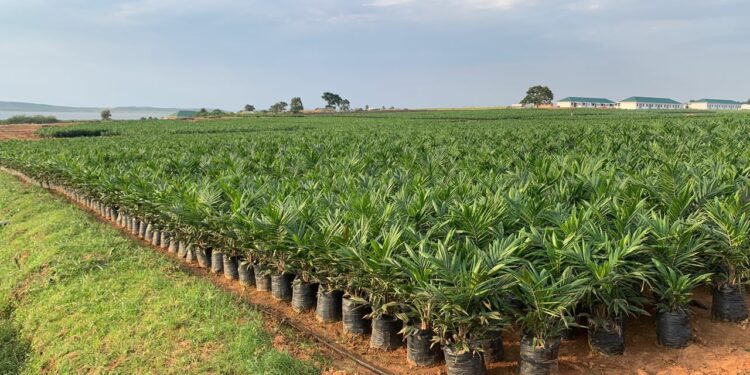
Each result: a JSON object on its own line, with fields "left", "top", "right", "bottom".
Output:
{"left": 688, "top": 99, "right": 742, "bottom": 111}
{"left": 166, "top": 110, "right": 198, "bottom": 119}
{"left": 742, "top": 104, "right": 750, "bottom": 111}
{"left": 511, "top": 103, "right": 548, "bottom": 109}
{"left": 617, "top": 97, "right": 684, "bottom": 110}
{"left": 558, "top": 97, "right": 616, "bottom": 109}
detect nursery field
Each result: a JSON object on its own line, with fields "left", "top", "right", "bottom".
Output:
{"left": 2, "top": 109, "right": 750, "bottom": 374}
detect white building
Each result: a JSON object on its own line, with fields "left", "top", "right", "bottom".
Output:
{"left": 688, "top": 99, "right": 742, "bottom": 111}
{"left": 741, "top": 104, "right": 750, "bottom": 111}
{"left": 618, "top": 97, "right": 684, "bottom": 110}
{"left": 558, "top": 97, "right": 616, "bottom": 109}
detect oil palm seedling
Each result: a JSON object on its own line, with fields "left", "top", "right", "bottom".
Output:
{"left": 254, "top": 196, "right": 309, "bottom": 301}
{"left": 285, "top": 202, "right": 326, "bottom": 312}
{"left": 171, "top": 180, "right": 223, "bottom": 267}
{"left": 309, "top": 209, "right": 353, "bottom": 323}
{"left": 392, "top": 235, "right": 443, "bottom": 366}
{"left": 340, "top": 224, "right": 407, "bottom": 350}
{"left": 427, "top": 234, "right": 521, "bottom": 374}
{"left": 512, "top": 264, "right": 588, "bottom": 375}
{"left": 703, "top": 192, "right": 750, "bottom": 322}
{"left": 563, "top": 225, "right": 650, "bottom": 355}
{"left": 642, "top": 212, "right": 712, "bottom": 348}
{"left": 444, "top": 195, "right": 508, "bottom": 248}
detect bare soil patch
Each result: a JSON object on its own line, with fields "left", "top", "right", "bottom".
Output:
{"left": 0, "top": 123, "right": 76, "bottom": 141}
{"left": 0, "top": 124, "right": 43, "bottom": 140}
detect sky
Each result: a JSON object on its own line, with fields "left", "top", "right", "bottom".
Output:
{"left": 1, "top": 0, "right": 749, "bottom": 110}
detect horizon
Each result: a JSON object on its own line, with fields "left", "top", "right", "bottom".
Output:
{"left": 2, "top": 96, "right": 750, "bottom": 113}
{"left": 1, "top": 0, "right": 749, "bottom": 110}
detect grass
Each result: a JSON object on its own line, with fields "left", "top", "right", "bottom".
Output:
{"left": 0, "top": 172, "right": 321, "bottom": 375}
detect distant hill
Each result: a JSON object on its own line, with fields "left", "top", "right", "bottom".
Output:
{"left": 0, "top": 101, "right": 187, "bottom": 113}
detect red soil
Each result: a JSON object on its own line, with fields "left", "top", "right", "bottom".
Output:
{"left": 0, "top": 123, "right": 75, "bottom": 141}
{"left": 0, "top": 124, "right": 43, "bottom": 140}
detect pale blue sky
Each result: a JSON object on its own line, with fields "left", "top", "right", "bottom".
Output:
{"left": 1, "top": 0, "right": 748, "bottom": 110}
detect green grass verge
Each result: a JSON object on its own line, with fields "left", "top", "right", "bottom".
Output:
{"left": 0, "top": 172, "right": 320, "bottom": 375}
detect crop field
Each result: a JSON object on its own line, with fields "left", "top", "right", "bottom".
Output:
{"left": 1, "top": 109, "right": 750, "bottom": 374}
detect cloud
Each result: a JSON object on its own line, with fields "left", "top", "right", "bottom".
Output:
{"left": 56, "top": 0, "right": 613, "bottom": 29}
{"left": 366, "top": 0, "right": 524, "bottom": 10}
{"left": 560, "top": 0, "right": 621, "bottom": 11}
{"left": 367, "top": 0, "right": 416, "bottom": 6}
{"left": 106, "top": 0, "right": 255, "bottom": 24}
{"left": 460, "top": 0, "right": 522, "bottom": 10}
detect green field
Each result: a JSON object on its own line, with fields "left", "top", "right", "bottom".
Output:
{"left": 0, "top": 173, "right": 320, "bottom": 375}
{"left": 2, "top": 109, "right": 750, "bottom": 374}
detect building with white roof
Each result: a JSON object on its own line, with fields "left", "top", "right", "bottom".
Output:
{"left": 688, "top": 99, "right": 742, "bottom": 111}
{"left": 617, "top": 97, "right": 684, "bottom": 110}
{"left": 557, "top": 97, "right": 616, "bottom": 109}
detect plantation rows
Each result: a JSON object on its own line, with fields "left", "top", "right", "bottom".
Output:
{"left": 1, "top": 111, "right": 750, "bottom": 374}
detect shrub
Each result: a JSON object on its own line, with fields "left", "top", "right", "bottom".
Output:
{"left": 2, "top": 115, "right": 59, "bottom": 125}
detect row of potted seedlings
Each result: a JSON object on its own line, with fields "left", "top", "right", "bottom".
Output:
{"left": 58, "top": 182, "right": 556, "bottom": 374}
{"left": 22, "top": 173, "right": 750, "bottom": 375}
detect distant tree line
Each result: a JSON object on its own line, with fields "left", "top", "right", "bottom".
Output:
{"left": 1, "top": 115, "right": 59, "bottom": 125}
{"left": 196, "top": 108, "right": 227, "bottom": 117}
{"left": 262, "top": 92, "right": 356, "bottom": 114}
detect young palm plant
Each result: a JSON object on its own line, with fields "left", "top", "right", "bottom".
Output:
{"left": 427, "top": 234, "right": 521, "bottom": 374}
{"left": 513, "top": 264, "right": 588, "bottom": 375}
{"left": 392, "top": 234, "right": 443, "bottom": 366}
{"left": 564, "top": 225, "right": 650, "bottom": 355}
{"left": 643, "top": 212, "right": 711, "bottom": 348}
{"left": 703, "top": 192, "right": 750, "bottom": 322}
{"left": 253, "top": 196, "right": 310, "bottom": 302}
{"left": 340, "top": 224, "right": 406, "bottom": 351}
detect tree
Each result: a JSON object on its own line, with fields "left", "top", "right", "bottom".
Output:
{"left": 290, "top": 97, "right": 304, "bottom": 114}
{"left": 520, "top": 85, "right": 554, "bottom": 107}
{"left": 197, "top": 108, "right": 209, "bottom": 117}
{"left": 339, "top": 99, "right": 350, "bottom": 112}
{"left": 100, "top": 109, "right": 112, "bottom": 121}
{"left": 321, "top": 92, "right": 352, "bottom": 112}
{"left": 270, "top": 101, "right": 288, "bottom": 114}
{"left": 244, "top": 104, "right": 255, "bottom": 112}
{"left": 322, "top": 92, "right": 343, "bottom": 110}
